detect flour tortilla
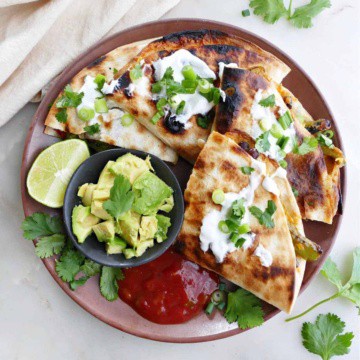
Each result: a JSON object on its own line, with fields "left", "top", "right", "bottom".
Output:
{"left": 177, "top": 132, "right": 305, "bottom": 313}
{"left": 44, "top": 39, "right": 178, "bottom": 164}
{"left": 108, "top": 30, "right": 290, "bottom": 163}
{"left": 214, "top": 67, "right": 342, "bottom": 224}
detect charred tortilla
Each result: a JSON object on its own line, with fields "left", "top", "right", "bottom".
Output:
{"left": 214, "top": 67, "right": 344, "bottom": 224}
{"left": 177, "top": 132, "right": 305, "bottom": 313}
{"left": 107, "top": 30, "right": 290, "bottom": 163}
{"left": 44, "top": 40, "right": 178, "bottom": 164}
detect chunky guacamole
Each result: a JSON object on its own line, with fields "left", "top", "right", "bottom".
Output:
{"left": 72, "top": 153, "right": 174, "bottom": 258}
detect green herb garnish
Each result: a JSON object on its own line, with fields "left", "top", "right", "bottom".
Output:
{"left": 242, "top": 9, "right": 251, "bottom": 17}
{"left": 255, "top": 131, "right": 271, "bottom": 152}
{"left": 94, "top": 74, "right": 106, "bottom": 92}
{"left": 249, "top": 200, "right": 277, "bottom": 228}
{"left": 294, "top": 136, "right": 318, "bottom": 155}
{"left": 129, "top": 64, "right": 142, "bottom": 82}
{"left": 241, "top": 166, "right": 255, "bottom": 175}
{"left": 197, "top": 115, "right": 211, "bottom": 129}
{"left": 55, "top": 108, "right": 68, "bottom": 123}
{"left": 84, "top": 124, "right": 100, "bottom": 135}
{"left": 301, "top": 313, "right": 354, "bottom": 360}
{"left": 259, "top": 94, "right": 275, "bottom": 107}
{"left": 278, "top": 111, "right": 293, "bottom": 130}
{"left": 56, "top": 85, "right": 84, "bottom": 108}
{"left": 176, "top": 100, "right": 186, "bottom": 115}
{"left": 100, "top": 266, "right": 124, "bottom": 301}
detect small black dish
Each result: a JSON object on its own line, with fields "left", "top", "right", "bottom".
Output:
{"left": 63, "top": 148, "right": 184, "bottom": 268}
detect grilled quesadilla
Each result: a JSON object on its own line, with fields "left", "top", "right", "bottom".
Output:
{"left": 106, "top": 30, "right": 290, "bottom": 163}
{"left": 44, "top": 40, "right": 178, "bottom": 164}
{"left": 177, "top": 131, "right": 306, "bottom": 313}
{"left": 213, "top": 66, "right": 345, "bottom": 224}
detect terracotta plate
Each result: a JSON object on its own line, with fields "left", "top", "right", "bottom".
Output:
{"left": 20, "top": 19, "right": 346, "bottom": 343}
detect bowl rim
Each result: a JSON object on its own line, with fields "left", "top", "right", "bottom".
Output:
{"left": 63, "top": 147, "right": 184, "bottom": 268}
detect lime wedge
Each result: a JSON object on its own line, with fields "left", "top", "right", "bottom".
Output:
{"left": 27, "top": 139, "right": 90, "bottom": 208}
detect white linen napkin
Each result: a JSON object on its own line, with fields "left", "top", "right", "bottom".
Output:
{"left": 0, "top": 0, "right": 180, "bottom": 127}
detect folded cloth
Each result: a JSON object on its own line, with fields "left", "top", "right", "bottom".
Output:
{"left": 0, "top": 0, "right": 180, "bottom": 127}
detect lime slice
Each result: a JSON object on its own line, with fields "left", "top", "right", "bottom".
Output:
{"left": 27, "top": 139, "right": 90, "bottom": 208}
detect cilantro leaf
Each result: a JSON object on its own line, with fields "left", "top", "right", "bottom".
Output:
{"left": 249, "top": 200, "right": 277, "bottom": 228}
{"left": 232, "top": 198, "right": 246, "bottom": 218}
{"left": 197, "top": 115, "right": 211, "bottom": 129}
{"left": 129, "top": 64, "right": 143, "bottom": 81}
{"left": 84, "top": 123, "right": 100, "bottom": 135}
{"left": 255, "top": 131, "right": 271, "bottom": 153}
{"left": 294, "top": 136, "right": 318, "bottom": 155}
{"left": 240, "top": 166, "right": 255, "bottom": 175}
{"left": 225, "top": 288, "right": 264, "bottom": 329}
{"left": 56, "top": 85, "right": 84, "bottom": 108}
{"left": 55, "top": 108, "right": 68, "bottom": 123}
{"left": 22, "top": 213, "right": 63, "bottom": 240}
{"left": 259, "top": 94, "right": 276, "bottom": 107}
{"left": 348, "top": 247, "right": 360, "bottom": 285}
{"left": 290, "top": 0, "right": 331, "bottom": 29}
{"left": 103, "top": 175, "right": 134, "bottom": 220}
{"left": 249, "top": 0, "right": 288, "bottom": 24}
{"left": 302, "top": 313, "right": 354, "bottom": 360}
{"left": 321, "top": 257, "right": 343, "bottom": 290}
{"left": 80, "top": 259, "right": 101, "bottom": 277}
{"left": 100, "top": 266, "right": 124, "bottom": 301}
{"left": 55, "top": 248, "right": 85, "bottom": 282}
{"left": 70, "top": 276, "right": 89, "bottom": 291}
{"left": 94, "top": 74, "right": 106, "bottom": 92}
{"left": 35, "top": 234, "right": 66, "bottom": 258}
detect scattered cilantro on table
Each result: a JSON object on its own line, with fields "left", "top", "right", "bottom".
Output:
{"left": 301, "top": 313, "right": 354, "bottom": 360}
{"left": 22, "top": 212, "right": 123, "bottom": 301}
{"left": 248, "top": 0, "right": 331, "bottom": 28}
{"left": 287, "top": 247, "right": 360, "bottom": 321}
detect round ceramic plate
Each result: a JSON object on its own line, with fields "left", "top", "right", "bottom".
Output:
{"left": 21, "top": 19, "right": 346, "bottom": 343}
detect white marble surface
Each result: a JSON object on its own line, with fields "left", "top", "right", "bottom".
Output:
{"left": 1, "top": 1, "right": 359, "bottom": 359}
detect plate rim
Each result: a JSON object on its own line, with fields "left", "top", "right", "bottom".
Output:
{"left": 20, "top": 17, "right": 346, "bottom": 343}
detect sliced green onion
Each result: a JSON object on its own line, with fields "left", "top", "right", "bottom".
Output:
{"left": 270, "top": 123, "right": 283, "bottom": 139}
{"left": 181, "top": 79, "right": 198, "bottom": 90}
{"left": 212, "top": 88, "right": 221, "bottom": 105}
{"left": 278, "top": 149, "right": 287, "bottom": 159}
{"left": 121, "top": 113, "right": 134, "bottom": 127}
{"left": 156, "top": 98, "right": 167, "bottom": 111}
{"left": 279, "top": 160, "right": 288, "bottom": 168}
{"left": 259, "top": 94, "right": 275, "bottom": 107}
{"left": 242, "top": 9, "right": 250, "bottom": 17}
{"left": 322, "top": 130, "right": 334, "bottom": 139}
{"left": 176, "top": 100, "right": 186, "bottom": 115}
{"left": 94, "top": 98, "right": 108, "bottom": 113}
{"left": 277, "top": 136, "right": 290, "bottom": 150}
{"left": 278, "top": 111, "right": 293, "bottom": 130}
{"left": 259, "top": 118, "right": 271, "bottom": 132}
{"left": 152, "top": 82, "right": 162, "bottom": 93}
{"left": 198, "top": 79, "right": 212, "bottom": 94}
{"left": 212, "top": 189, "right": 225, "bottom": 204}
{"left": 218, "top": 220, "right": 230, "bottom": 234}
{"left": 151, "top": 112, "right": 162, "bottom": 124}
{"left": 211, "top": 290, "right": 226, "bottom": 305}
{"left": 205, "top": 301, "right": 215, "bottom": 315}
{"left": 77, "top": 107, "right": 95, "bottom": 122}
{"left": 217, "top": 301, "right": 226, "bottom": 310}
{"left": 182, "top": 65, "right": 197, "bottom": 81}
{"left": 238, "top": 223, "right": 251, "bottom": 235}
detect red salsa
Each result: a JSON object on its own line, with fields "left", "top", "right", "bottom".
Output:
{"left": 118, "top": 249, "right": 218, "bottom": 324}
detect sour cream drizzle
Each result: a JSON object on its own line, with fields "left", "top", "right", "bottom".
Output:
{"left": 199, "top": 158, "right": 267, "bottom": 263}
{"left": 261, "top": 167, "right": 287, "bottom": 196}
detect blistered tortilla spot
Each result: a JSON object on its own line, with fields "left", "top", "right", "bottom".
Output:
{"left": 220, "top": 160, "right": 237, "bottom": 172}
{"left": 87, "top": 55, "right": 106, "bottom": 69}
{"left": 194, "top": 158, "right": 206, "bottom": 170}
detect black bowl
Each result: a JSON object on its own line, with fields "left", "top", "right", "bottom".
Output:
{"left": 63, "top": 148, "right": 184, "bottom": 267}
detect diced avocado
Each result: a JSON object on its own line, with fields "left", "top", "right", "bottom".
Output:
{"left": 132, "top": 172, "right": 173, "bottom": 215}
{"left": 92, "top": 188, "right": 110, "bottom": 201}
{"left": 72, "top": 205, "right": 100, "bottom": 243}
{"left": 139, "top": 215, "right": 158, "bottom": 242}
{"left": 92, "top": 220, "right": 115, "bottom": 243}
{"left": 159, "top": 195, "right": 174, "bottom": 213}
{"left": 91, "top": 200, "right": 112, "bottom": 220}
{"left": 123, "top": 248, "right": 136, "bottom": 259}
{"left": 118, "top": 211, "right": 141, "bottom": 246}
{"left": 78, "top": 183, "right": 96, "bottom": 206}
{"left": 135, "top": 240, "right": 154, "bottom": 257}
{"left": 155, "top": 215, "right": 171, "bottom": 243}
{"left": 106, "top": 236, "right": 127, "bottom": 255}
{"left": 97, "top": 160, "right": 116, "bottom": 189}
{"left": 109, "top": 153, "right": 151, "bottom": 184}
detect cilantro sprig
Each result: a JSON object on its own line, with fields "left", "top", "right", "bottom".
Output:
{"left": 249, "top": 200, "right": 277, "bottom": 229}
{"left": 21, "top": 212, "right": 124, "bottom": 301}
{"left": 287, "top": 247, "right": 360, "bottom": 321}
{"left": 302, "top": 313, "right": 354, "bottom": 360}
{"left": 249, "top": 0, "right": 331, "bottom": 29}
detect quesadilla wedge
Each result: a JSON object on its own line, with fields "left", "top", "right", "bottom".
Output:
{"left": 105, "top": 30, "right": 290, "bottom": 163}
{"left": 213, "top": 66, "right": 344, "bottom": 224}
{"left": 44, "top": 40, "right": 178, "bottom": 164}
{"left": 177, "top": 132, "right": 306, "bottom": 313}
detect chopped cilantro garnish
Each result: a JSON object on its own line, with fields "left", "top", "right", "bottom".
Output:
{"left": 259, "top": 94, "right": 275, "bottom": 107}
{"left": 249, "top": 200, "right": 277, "bottom": 228}
{"left": 242, "top": 9, "right": 251, "bottom": 17}
{"left": 176, "top": 100, "right": 186, "bottom": 115}
{"left": 103, "top": 175, "right": 134, "bottom": 220}
{"left": 129, "top": 64, "right": 142, "bottom": 82}
{"left": 241, "top": 166, "right": 255, "bottom": 175}
{"left": 197, "top": 115, "right": 211, "bottom": 129}
{"left": 84, "top": 124, "right": 100, "bottom": 135}
{"left": 317, "top": 133, "right": 334, "bottom": 148}
{"left": 113, "top": 68, "right": 118, "bottom": 74}
{"left": 94, "top": 74, "right": 106, "bottom": 92}
{"left": 294, "top": 136, "right": 318, "bottom": 155}
{"left": 56, "top": 85, "right": 84, "bottom": 108}
{"left": 255, "top": 131, "right": 271, "bottom": 152}
{"left": 55, "top": 108, "right": 68, "bottom": 123}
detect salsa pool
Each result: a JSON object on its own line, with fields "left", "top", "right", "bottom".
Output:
{"left": 118, "top": 249, "right": 219, "bottom": 324}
